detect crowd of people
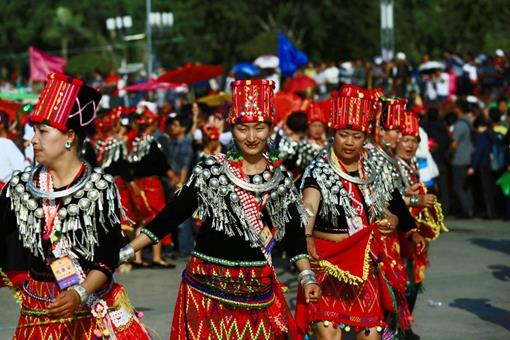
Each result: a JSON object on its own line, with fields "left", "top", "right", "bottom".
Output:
{"left": 0, "top": 47, "right": 507, "bottom": 340}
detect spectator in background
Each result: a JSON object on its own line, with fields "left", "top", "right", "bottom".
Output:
{"left": 468, "top": 116, "right": 497, "bottom": 219}
{"left": 421, "top": 107, "right": 452, "bottom": 214}
{"left": 460, "top": 54, "right": 478, "bottom": 95}
{"left": 197, "top": 124, "right": 222, "bottom": 162}
{"left": 488, "top": 108, "right": 509, "bottom": 218}
{"left": 167, "top": 114, "right": 195, "bottom": 256}
{"left": 435, "top": 68, "right": 450, "bottom": 103}
{"left": 450, "top": 100, "right": 474, "bottom": 218}
{"left": 0, "top": 112, "right": 28, "bottom": 189}
{"left": 496, "top": 96, "right": 509, "bottom": 127}
{"left": 392, "top": 52, "right": 411, "bottom": 97}
{"left": 324, "top": 62, "right": 340, "bottom": 92}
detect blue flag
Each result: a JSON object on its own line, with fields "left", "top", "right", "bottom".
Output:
{"left": 278, "top": 32, "right": 308, "bottom": 77}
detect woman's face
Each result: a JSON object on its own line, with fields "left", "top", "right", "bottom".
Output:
{"left": 32, "top": 124, "right": 72, "bottom": 165}
{"left": 333, "top": 129, "right": 365, "bottom": 163}
{"left": 379, "top": 128, "right": 401, "bottom": 150}
{"left": 232, "top": 122, "right": 271, "bottom": 158}
{"left": 308, "top": 121, "right": 325, "bottom": 140}
{"left": 396, "top": 135, "right": 419, "bottom": 161}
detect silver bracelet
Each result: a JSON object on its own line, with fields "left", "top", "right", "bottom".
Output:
{"left": 298, "top": 269, "right": 315, "bottom": 282}
{"left": 69, "top": 284, "right": 89, "bottom": 305}
{"left": 410, "top": 195, "right": 419, "bottom": 207}
{"left": 300, "top": 276, "right": 318, "bottom": 287}
{"left": 119, "top": 244, "right": 136, "bottom": 264}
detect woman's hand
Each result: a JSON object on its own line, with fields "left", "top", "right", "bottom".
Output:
{"left": 303, "top": 283, "right": 321, "bottom": 303}
{"left": 419, "top": 194, "right": 437, "bottom": 208}
{"left": 47, "top": 290, "right": 81, "bottom": 319}
{"left": 405, "top": 183, "right": 421, "bottom": 196}
{"left": 411, "top": 231, "right": 427, "bottom": 254}
{"left": 377, "top": 213, "right": 398, "bottom": 235}
{"left": 306, "top": 237, "right": 320, "bottom": 260}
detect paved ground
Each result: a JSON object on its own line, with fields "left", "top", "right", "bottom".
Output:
{"left": 1, "top": 217, "right": 509, "bottom": 339}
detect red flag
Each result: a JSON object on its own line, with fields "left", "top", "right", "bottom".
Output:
{"left": 29, "top": 46, "right": 66, "bottom": 82}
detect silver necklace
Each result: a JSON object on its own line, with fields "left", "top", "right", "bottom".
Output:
{"left": 374, "top": 144, "right": 398, "bottom": 167}
{"left": 27, "top": 162, "right": 92, "bottom": 199}
{"left": 223, "top": 162, "right": 283, "bottom": 193}
{"left": 326, "top": 146, "right": 376, "bottom": 185}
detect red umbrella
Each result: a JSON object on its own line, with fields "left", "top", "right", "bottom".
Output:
{"left": 284, "top": 76, "right": 316, "bottom": 93}
{"left": 273, "top": 92, "right": 303, "bottom": 122}
{"left": 0, "top": 99, "right": 22, "bottom": 122}
{"left": 157, "top": 63, "right": 224, "bottom": 84}
{"left": 124, "top": 79, "right": 184, "bottom": 92}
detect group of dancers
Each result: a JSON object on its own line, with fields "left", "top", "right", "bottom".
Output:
{"left": 0, "top": 73, "right": 446, "bottom": 339}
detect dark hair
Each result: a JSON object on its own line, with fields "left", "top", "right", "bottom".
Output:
{"left": 497, "top": 96, "right": 508, "bottom": 105}
{"left": 426, "top": 107, "right": 439, "bottom": 121}
{"left": 286, "top": 111, "right": 308, "bottom": 134}
{"left": 455, "top": 99, "right": 470, "bottom": 114}
{"left": 489, "top": 108, "right": 502, "bottom": 124}
{"left": 174, "top": 114, "right": 193, "bottom": 134}
{"left": 0, "top": 110, "right": 9, "bottom": 129}
{"left": 473, "top": 116, "right": 487, "bottom": 129}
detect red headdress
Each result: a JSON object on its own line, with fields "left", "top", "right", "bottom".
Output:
{"left": 377, "top": 96, "right": 407, "bottom": 130}
{"left": 304, "top": 100, "right": 328, "bottom": 124}
{"left": 31, "top": 73, "right": 101, "bottom": 132}
{"left": 400, "top": 110, "right": 420, "bottom": 137}
{"left": 96, "top": 107, "right": 122, "bottom": 132}
{"left": 227, "top": 79, "right": 276, "bottom": 125}
{"left": 202, "top": 124, "right": 220, "bottom": 141}
{"left": 329, "top": 84, "right": 378, "bottom": 133}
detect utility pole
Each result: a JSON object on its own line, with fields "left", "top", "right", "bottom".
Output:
{"left": 146, "top": 0, "right": 153, "bottom": 79}
{"left": 380, "top": 0, "right": 394, "bottom": 62}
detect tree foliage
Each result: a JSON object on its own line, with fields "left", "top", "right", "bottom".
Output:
{"left": 0, "top": 0, "right": 508, "bottom": 75}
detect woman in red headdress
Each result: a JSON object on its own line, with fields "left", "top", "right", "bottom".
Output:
{"left": 119, "top": 79, "right": 321, "bottom": 339}
{"left": 294, "top": 84, "right": 418, "bottom": 340}
{"left": 0, "top": 73, "right": 149, "bottom": 339}
{"left": 395, "top": 110, "right": 447, "bottom": 340}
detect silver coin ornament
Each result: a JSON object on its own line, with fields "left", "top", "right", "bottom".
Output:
{"left": 95, "top": 179, "right": 108, "bottom": 190}
{"left": 35, "top": 207, "right": 44, "bottom": 219}
{"left": 58, "top": 208, "right": 67, "bottom": 220}
{"left": 27, "top": 199, "right": 37, "bottom": 211}
{"left": 193, "top": 166, "right": 203, "bottom": 176}
{"left": 78, "top": 198, "right": 92, "bottom": 211}
{"left": 67, "top": 204, "right": 79, "bottom": 216}
{"left": 87, "top": 189, "right": 100, "bottom": 201}
{"left": 10, "top": 176, "right": 19, "bottom": 186}
{"left": 209, "top": 178, "right": 220, "bottom": 189}
{"left": 263, "top": 171, "right": 271, "bottom": 181}
{"left": 21, "top": 173, "right": 30, "bottom": 182}
{"left": 277, "top": 185, "right": 286, "bottom": 195}
{"left": 205, "top": 157, "right": 216, "bottom": 166}
{"left": 252, "top": 175, "right": 262, "bottom": 185}
{"left": 15, "top": 183, "right": 25, "bottom": 194}
{"left": 230, "top": 192, "right": 240, "bottom": 203}
{"left": 211, "top": 166, "right": 221, "bottom": 176}
{"left": 219, "top": 175, "right": 228, "bottom": 185}
{"left": 91, "top": 173, "right": 101, "bottom": 182}
{"left": 73, "top": 190, "right": 85, "bottom": 199}
{"left": 219, "top": 186, "right": 229, "bottom": 196}
{"left": 202, "top": 169, "right": 211, "bottom": 179}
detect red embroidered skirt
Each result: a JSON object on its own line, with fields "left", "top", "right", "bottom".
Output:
{"left": 132, "top": 176, "right": 166, "bottom": 226}
{"left": 14, "top": 277, "right": 150, "bottom": 339}
{"left": 295, "top": 228, "right": 386, "bottom": 337}
{"left": 170, "top": 255, "right": 295, "bottom": 340}
{"left": 380, "top": 234, "right": 412, "bottom": 331}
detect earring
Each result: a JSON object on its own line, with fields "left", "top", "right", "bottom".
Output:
{"left": 65, "top": 140, "right": 72, "bottom": 149}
